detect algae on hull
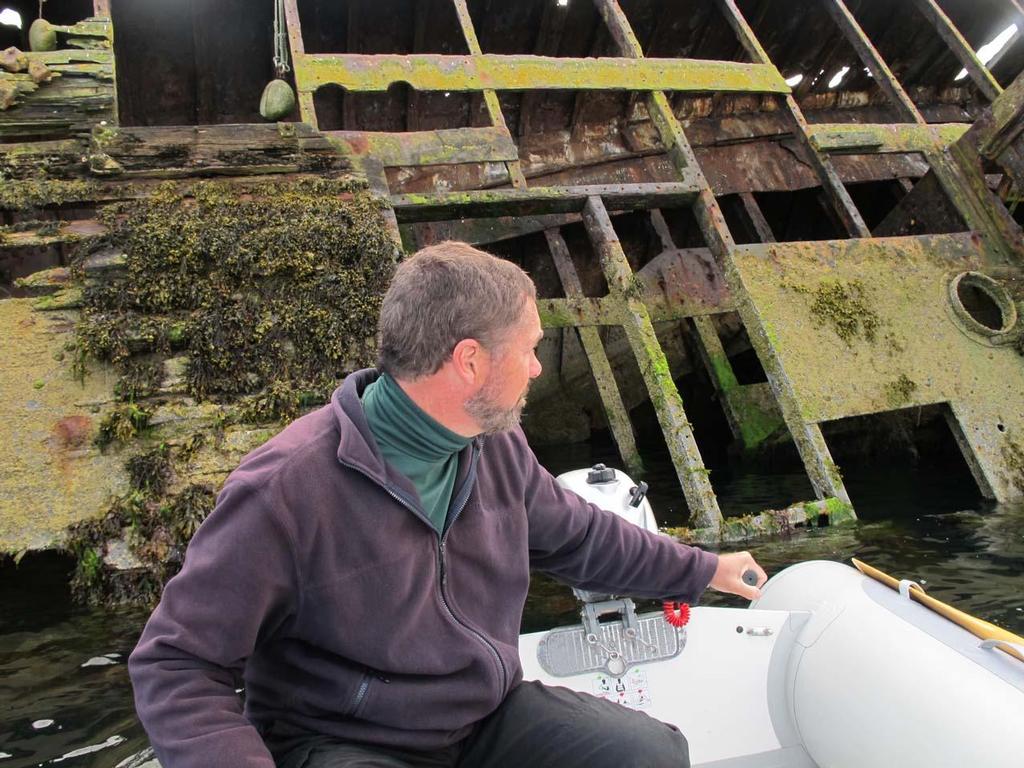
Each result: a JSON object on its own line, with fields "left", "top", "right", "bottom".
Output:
{"left": 20, "top": 176, "right": 402, "bottom": 605}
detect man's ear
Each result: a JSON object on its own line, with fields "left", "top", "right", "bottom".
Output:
{"left": 450, "top": 338, "right": 488, "bottom": 384}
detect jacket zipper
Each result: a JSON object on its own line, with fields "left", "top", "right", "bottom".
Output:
{"left": 336, "top": 441, "right": 508, "bottom": 696}
{"left": 350, "top": 669, "right": 390, "bottom": 716}
{"left": 351, "top": 673, "right": 371, "bottom": 716}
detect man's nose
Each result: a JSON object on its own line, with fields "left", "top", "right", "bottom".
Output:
{"left": 530, "top": 354, "right": 542, "bottom": 378}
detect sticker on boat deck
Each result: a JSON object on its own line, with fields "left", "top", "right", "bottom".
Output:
{"left": 593, "top": 667, "right": 651, "bottom": 710}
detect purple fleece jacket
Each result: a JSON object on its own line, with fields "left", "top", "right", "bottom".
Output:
{"left": 128, "top": 369, "right": 719, "bottom": 767}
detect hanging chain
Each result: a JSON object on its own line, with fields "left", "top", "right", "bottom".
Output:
{"left": 272, "top": 0, "right": 291, "bottom": 77}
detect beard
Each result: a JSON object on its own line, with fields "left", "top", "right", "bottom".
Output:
{"left": 465, "top": 378, "right": 531, "bottom": 435}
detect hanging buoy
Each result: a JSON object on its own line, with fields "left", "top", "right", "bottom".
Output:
{"left": 260, "top": 78, "right": 296, "bottom": 121}
{"left": 29, "top": 18, "right": 57, "bottom": 52}
{"left": 261, "top": 0, "right": 297, "bottom": 122}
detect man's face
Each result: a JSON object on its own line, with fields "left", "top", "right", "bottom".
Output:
{"left": 465, "top": 300, "right": 544, "bottom": 434}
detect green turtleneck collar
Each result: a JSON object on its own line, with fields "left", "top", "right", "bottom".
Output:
{"left": 361, "top": 372, "right": 472, "bottom": 532}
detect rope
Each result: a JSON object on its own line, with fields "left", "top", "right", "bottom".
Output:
{"left": 38, "top": 0, "right": 46, "bottom": 20}
{"left": 273, "top": 0, "right": 291, "bottom": 77}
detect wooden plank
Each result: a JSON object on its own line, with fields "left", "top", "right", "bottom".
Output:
{"left": 806, "top": 122, "right": 970, "bottom": 154}
{"left": 88, "top": 123, "right": 348, "bottom": 178}
{"left": 583, "top": 195, "right": 722, "bottom": 530}
{"left": 715, "top": 0, "right": 870, "bottom": 238}
{"left": 451, "top": 0, "right": 527, "bottom": 188}
{"left": 536, "top": 296, "right": 622, "bottom": 328}
{"left": 293, "top": 53, "right": 791, "bottom": 95}
{"left": 908, "top": 0, "right": 1002, "bottom": 102}
{"left": 823, "top": 0, "right": 925, "bottom": 124}
{"left": 325, "top": 126, "right": 517, "bottom": 167}
{"left": 739, "top": 192, "right": 776, "bottom": 243}
{"left": 545, "top": 228, "right": 642, "bottom": 474}
{"left": 1, "top": 219, "right": 106, "bottom": 250}
{"left": 391, "top": 182, "right": 701, "bottom": 222}
{"left": 282, "top": 0, "right": 317, "bottom": 128}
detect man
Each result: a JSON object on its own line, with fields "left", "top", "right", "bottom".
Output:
{"left": 130, "top": 241, "right": 767, "bottom": 768}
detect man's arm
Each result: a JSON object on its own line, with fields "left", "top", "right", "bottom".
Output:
{"left": 514, "top": 430, "right": 719, "bottom": 603}
{"left": 128, "top": 479, "right": 299, "bottom": 768}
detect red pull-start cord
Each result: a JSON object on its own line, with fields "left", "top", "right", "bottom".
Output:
{"left": 662, "top": 601, "right": 690, "bottom": 628}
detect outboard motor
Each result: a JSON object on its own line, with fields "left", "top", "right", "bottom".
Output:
{"left": 537, "top": 464, "right": 686, "bottom": 678}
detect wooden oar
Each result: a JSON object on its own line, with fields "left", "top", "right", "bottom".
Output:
{"left": 851, "top": 558, "right": 1024, "bottom": 663}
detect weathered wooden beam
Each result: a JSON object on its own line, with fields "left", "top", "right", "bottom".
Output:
{"left": 519, "top": 0, "right": 569, "bottom": 140}
{"left": 282, "top": 0, "right": 318, "bottom": 129}
{"left": 94, "top": 0, "right": 111, "bottom": 15}
{"left": 970, "top": 71, "right": 1024, "bottom": 160}
{"left": 0, "top": 138, "right": 88, "bottom": 180}
{"left": 666, "top": 496, "right": 855, "bottom": 546}
{"left": 822, "top": 0, "right": 925, "bottom": 124}
{"left": 450, "top": 0, "right": 527, "bottom": 189}
{"left": 325, "top": 126, "right": 517, "bottom": 167}
{"left": 87, "top": 123, "right": 349, "bottom": 178}
{"left": 536, "top": 296, "right": 622, "bottom": 328}
{"left": 49, "top": 19, "right": 113, "bottom": 52}
{"left": 907, "top": 0, "right": 1002, "bottom": 102}
{"left": 716, "top": 0, "right": 870, "bottom": 238}
{"left": 400, "top": 212, "right": 581, "bottom": 249}
{"left": 406, "top": 0, "right": 429, "bottom": 133}
{"left": 806, "top": 122, "right": 970, "bottom": 154}
{"left": 583, "top": 195, "right": 722, "bottom": 530}
{"left": 927, "top": 72, "right": 1024, "bottom": 266}
{"left": 739, "top": 192, "right": 775, "bottom": 243}
{"left": 0, "top": 219, "right": 105, "bottom": 250}
{"left": 1, "top": 48, "right": 115, "bottom": 141}
{"left": 390, "top": 182, "right": 701, "bottom": 222}
{"left": 293, "top": 54, "right": 790, "bottom": 95}
{"left": 350, "top": 155, "right": 404, "bottom": 257}
{"left": 689, "top": 315, "right": 781, "bottom": 451}
{"left": 598, "top": 0, "right": 854, "bottom": 511}
{"left": 545, "top": 228, "right": 642, "bottom": 473}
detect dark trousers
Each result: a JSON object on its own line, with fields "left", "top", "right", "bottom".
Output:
{"left": 272, "top": 680, "right": 689, "bottom": 768}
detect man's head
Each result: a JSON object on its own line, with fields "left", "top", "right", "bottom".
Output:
{"left": 377, "top": 241, "right": 543, "bottom": 435}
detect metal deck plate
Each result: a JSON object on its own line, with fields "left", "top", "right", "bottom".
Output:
{"left": 537, "top": 610, "right": 685, "bottom": 677}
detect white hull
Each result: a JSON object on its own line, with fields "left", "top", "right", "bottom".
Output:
{"left": 518, "top": 561, "right": 1024, "bottom": 768}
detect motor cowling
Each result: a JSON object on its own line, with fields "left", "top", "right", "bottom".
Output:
{"left": 555, "top": 464, "right": 657, "bottom": 603}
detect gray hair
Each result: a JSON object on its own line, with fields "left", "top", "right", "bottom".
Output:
{"left": 377, "top": 241, "right": 537, "bottom": 380}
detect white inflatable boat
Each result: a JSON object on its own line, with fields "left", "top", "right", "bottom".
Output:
{"left": 518, "top": 466, "right": 1024, "bottom": 768}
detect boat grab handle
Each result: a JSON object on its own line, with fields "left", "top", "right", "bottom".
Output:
{"left": 979, "top": 639, "right": 1024, "bottom": 662}
{"left": 898, "top": 579, "right": 925, "bottom": 599}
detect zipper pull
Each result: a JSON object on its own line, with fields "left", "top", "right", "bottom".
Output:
{"left": 439, "top": 541, "right": 448, "bottom": 588}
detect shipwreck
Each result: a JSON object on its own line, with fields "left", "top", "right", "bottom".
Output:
{"left": 1, "top": 0, "right": 1023, "bottom": 602}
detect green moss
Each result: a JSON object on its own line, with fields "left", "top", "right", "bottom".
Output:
{"left": 1002, "top": 436, "right": 1024, "bottom": 493}
{"left": 885, "top": 373, "right": 918, "bottom": 405}
{"left": 823, "top": 496, "right": 856, "bottom": 525}
{"left": 810, "top": 279, "right": 881, "bottom": 345}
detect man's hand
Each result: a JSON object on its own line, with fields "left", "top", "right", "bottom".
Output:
{"left": 709, "top": 551, "right": 768, "bottom": 600}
